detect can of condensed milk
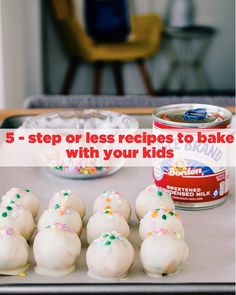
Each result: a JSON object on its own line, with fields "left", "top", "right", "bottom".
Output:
{"left": 153, "top": 104, "right": 232, "bottom": 210}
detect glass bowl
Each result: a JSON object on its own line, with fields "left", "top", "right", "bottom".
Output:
{"left": 21, "top": 109, "right": 139, "bottom": 179}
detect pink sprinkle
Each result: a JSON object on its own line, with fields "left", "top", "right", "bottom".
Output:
{"left": 0, "top": 227, "right": 14, "bottom": 236}
{"left": 55, "top": 223, "right": 73, "bottom": 233}
{"left": 5, "top": 227, "right": 14, "bottom": 235}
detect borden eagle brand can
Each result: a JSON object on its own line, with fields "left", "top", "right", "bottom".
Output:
{"left": 153, "top": 104, "right": 232, "bottom": 210}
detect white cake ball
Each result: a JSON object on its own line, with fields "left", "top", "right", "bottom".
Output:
{"left": 140, "top": 229, "right": 189, "bottom": 277}
{"left": 1, "top": 187, "right": 39, "bottom": 219}
{"left": 49, "top": 190, "right": 86, "bottom": 219}
{"left": 86, "top": 231, "right": 135, "bottom": 280}
{"left": 37, "top": 204, "right": 83, "bottom": 235}
{"left": 33, "top": 223, "right": 81, "bottom": 276}
{"left": 139, "top": 208, "right": 184, "bottom": 241}
{"left": 86, "top": 209, "right": 130, "bottom": 244}
{"left": 93, "top": 191, "right": 131, "bottom": 222}
{"left": 0, "top": 204, "right": 35, "bottom": 241}
{"left": 0, "top": 227, "right": 29, "bottom": 275}
{"left": 136, "top": 185, "right": 175, "bottom": 220}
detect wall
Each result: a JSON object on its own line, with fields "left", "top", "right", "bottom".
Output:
{"left": 46, "top": 0, "right": 235, "bottom": 95}
{"left": 0, "top": 0, "right": 42, "bottom": 108}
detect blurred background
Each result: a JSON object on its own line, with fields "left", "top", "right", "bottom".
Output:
{"left": 0, "top": 0, "right": 235, "bottom": 109}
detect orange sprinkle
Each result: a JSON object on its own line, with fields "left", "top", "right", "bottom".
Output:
{"left": 58, "top": 209, "right": 65, "bottom": 216}
{"left": 105, "top": 197, "right": 111, "bottom": 202}
{"left": 105, "top": 205, "right": 111, "bottom": 209}
{"left": 147, "top": 232, "right": 153, "bottom": 236}
{"left": 152, "top": 211, "right": 158, "bottom": 218}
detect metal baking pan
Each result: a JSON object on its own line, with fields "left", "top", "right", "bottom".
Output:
{"left": 0, "top": 166, "right": 234, "bottom": 294}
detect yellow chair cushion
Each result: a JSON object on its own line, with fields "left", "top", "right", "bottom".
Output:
{"left": 58, "top": 13, "right": 164, "bottom": 62}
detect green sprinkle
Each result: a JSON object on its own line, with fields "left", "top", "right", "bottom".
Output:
{"left": 15, "top": 194, "right": 21, "bottom": 199}
{"left": 162, "top": 214, "right": 167, "bottom": 220}
{"left": 109, "top": 234, "right": 116, "bottom": 240}
{"left": 97, "top": 166, "right": 103, "bottom": 171}
{"left": 169, "top": 211, "right": 174, "bottom": 216}
{"left": 63, "top": 192, "right": 69, "bottom": 197}
{"left": 102, "top": 233, "right": 109, "bottom": 238}
{"left": 24, "top": 189, "right": 30, "bottom": 192}
{"left": 157, "top": 191, "right": 163, "bottom": 197}
{"left": 54, "top": 204, "right": 60, "bottom": 209}
{"left": 10, "top": 200, "right": 15, "bottom": 204}
{"left": 6, "top": 206, "right": 12, "bottom": 211}
{"left": 55, "top": 166, "right": 63, "bottom": 171}
{"left": 2, "top": 212, "right": 7, "bottom": 217}
{"left": 104, "top": 210, "right": 109, "bottom": 214}
{"left": 104, "top": 240, "right": 111, "bottom": 246}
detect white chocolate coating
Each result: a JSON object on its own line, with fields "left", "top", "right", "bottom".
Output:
{"left": 0, "top": 227, "right": 29, "bottom": 275}
{"left": 49, "top": 190, "right": 86, "bottom": 219}
{"left": 86, "top": 209, "right": 130, "bottom": 244}
{"left": 33, "top": 223, "right": 81, "bottom": 276}
{"left": 86, "top": 232, "right": 135, "bottom": 280}
{"left": 140, "top": 229, "right": 189, "bottom": 277}
{"left": 37, "top": 206, "right": 83, "bottom": 235}
{"left": 139, "top": 208, "right": 184, "bottom": 241}
{"left": 0, "top": 204, "right": 35, "bottom": 241}
{"left": 1, "top": 187, "right": 39, "bottom": 219}
{"left": 93, "top": 191, "right": 131, "bottom": 221}
{"left": 136, "top": 185, "right": 175, "bottom": 220}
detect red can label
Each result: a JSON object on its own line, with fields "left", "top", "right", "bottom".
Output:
{"left": 153, "top": 167, "right": 229, "bottom": 203}
{"left": 153, "top": 123, "right": 230, "bottom": 205}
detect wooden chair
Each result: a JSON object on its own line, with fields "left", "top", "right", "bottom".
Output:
{"left": 50, "top": 0, "right": 164, "bottom": 95}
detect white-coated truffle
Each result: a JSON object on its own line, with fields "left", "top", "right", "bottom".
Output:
{"left": 86, "top": 209, "right": 130, "bottom": 244}
{"left": 86, "top": 232, "right": 135, "bottom": 280}
{"left": 0, "top": 227, "right": 29, "bottom": 275}
{"left": 49, "top": 190, "right": 86, "bottom": 219}
{"left": 1, "top": 187, "right": 39, "bottom": 219}
{"left": 139, "top": 208, "right": 184, "bottom": 241}
{"left": 136, "top": 185, "right": 175, "bottom": 220}
{"left": 33, "top": 223, "right": 81, "bottom": 276}
{"left": 140, "top": 229, "right": 189, "bottom": 277}
{"left": 93, "top": 191, "right": 131, "bottom": 221}
{"left": 0, "top": 204, "right": 35, "bottom": 241}
{"left": 37, "top": 205, "right": 83, "bottom": 235}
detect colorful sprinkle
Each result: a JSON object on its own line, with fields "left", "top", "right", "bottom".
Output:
{"left": 109, "top": 234, "right": 116, "bottom": 240}
{"left": 2, "top": 212, "right": 7, "bottom": 217}
{"left": 18, "top": 272, "right": 26, "bottom": 277}
{"left": 105, "top": 197, "right": 111, "bottom": 202}
{"left": 157, "top": 191, "right": 163, "bottom": 196}
{"left": 54, "top": 204, "right": 60, "bottom": 209}
{"left": 104, "top": 240, "right": 111, "bottom": 246}
{"left": 169, "top": 211, "right": 174, "bottom": 216}
{"left": 24, "top": 189, "right": 30, "bottom": 192}
{"left": 162, "top": 214, "right": 167, "bottom": 220}
{"left": 102, "top": 233, "right": 109, "bottom": 238}
{"left": 6, "top": 206, "right": 12, "bottom": 211}
{"left": 152, "top": 211, "right": 158, "bottom": 218}
{"left": 15, "top": 194, "right": 21, "bottom": 199}
{"left": 104, "top": 209, "right": 112, "bottom": 215}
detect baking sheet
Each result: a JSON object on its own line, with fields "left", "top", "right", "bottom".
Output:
{"left": 0, "top": 114, "right": 235, "bottom": 293}
{"left": 0, "top": 167, "right": 235, "bottom": 292}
